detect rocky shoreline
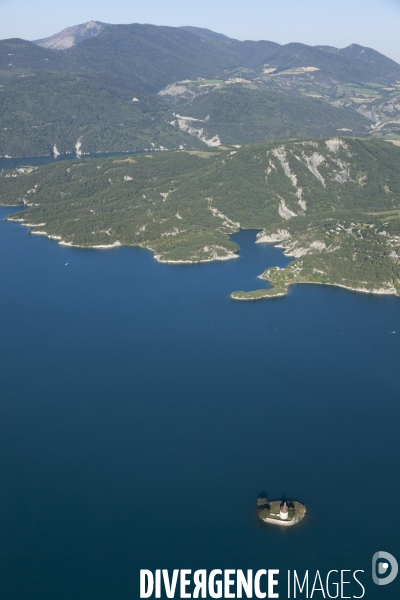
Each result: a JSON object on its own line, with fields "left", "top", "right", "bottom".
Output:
{"left": 231, "top": 280, "right": 398, "bottom": 301}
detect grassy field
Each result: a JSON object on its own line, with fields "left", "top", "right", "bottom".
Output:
{"left": 181, "top": 150, "right": 218, "bottom": 158}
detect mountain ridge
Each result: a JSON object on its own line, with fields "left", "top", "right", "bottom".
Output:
{"left": 31, "top": 21, "right": 400, "bottom": 75}
{"left": 0, "top": 23, "right": 399, "bottom": 157}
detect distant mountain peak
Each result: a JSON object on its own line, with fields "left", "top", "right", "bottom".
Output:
{"left": 33, "top": 20, "right": 108, "bottom": 50}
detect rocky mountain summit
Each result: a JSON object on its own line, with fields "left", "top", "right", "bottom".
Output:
{"left": 34, "top": 20, "right": 107, "bottom": 50}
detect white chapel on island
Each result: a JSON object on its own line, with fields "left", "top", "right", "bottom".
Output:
{"left": 279, "top": 502, "right": 289, "bottom": 520}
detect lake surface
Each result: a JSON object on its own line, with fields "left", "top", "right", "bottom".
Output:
{"left": 0, "top": 207, "right": 399, "bottom": 599}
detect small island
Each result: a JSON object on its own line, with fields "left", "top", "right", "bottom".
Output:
{"left": 257, "top": 497, "right": 306, "bottom": 527}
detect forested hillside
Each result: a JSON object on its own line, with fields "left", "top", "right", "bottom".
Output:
{"left": 170, "top": 87, "right": 369, "bottom": 145}
{"left": 2, "top": 137, "right": 400, "bottom": 296}
{"left": 1, "top": 23, "right": 399, "bottom": 157}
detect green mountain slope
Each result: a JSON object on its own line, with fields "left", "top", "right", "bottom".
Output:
{"left": 0, "top": 36, "right": 205, "bottom": 156}
{"left": 170, "top": 86, "right": 369, "bottom": 145}
{"left": 179, "top": 26, "right": 237, "bottom": 43}
{"left": 2, "top": 138, "right": 400, "bottom": 296}
{"left": 179, "top": 27, "right": 400, "bottom": 82}
{"left": 66, "top": 24, "right": 245, "bottom": 93}
{"left": 262, "top": 42, "right": 400, "bottom": 82}
{"left": 1, "top": 24, "right": 400, "bottom": 157}
{"left": 0, "top": 70, "right": 201, "bottom": 157}
{"left": 32, "top": 21, "right": 400, "bottom": 85}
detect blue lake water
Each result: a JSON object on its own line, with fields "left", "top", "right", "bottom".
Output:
{"left": 0, "top": 206, "right": 399, "bottom": 599}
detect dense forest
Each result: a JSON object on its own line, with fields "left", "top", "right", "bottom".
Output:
{"left": 1, "top": 23, "right": 400, "bottom": 156}
{"left": 1, "top": 137, "right": 400, "bottom": 296}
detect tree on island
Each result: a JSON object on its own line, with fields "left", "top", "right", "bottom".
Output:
{"left": 257, "top": 497, "right": 268, "bottom": 507}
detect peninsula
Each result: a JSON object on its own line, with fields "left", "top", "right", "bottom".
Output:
{"left": 1, "top": 138, "right": 400, "bottom": 298}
